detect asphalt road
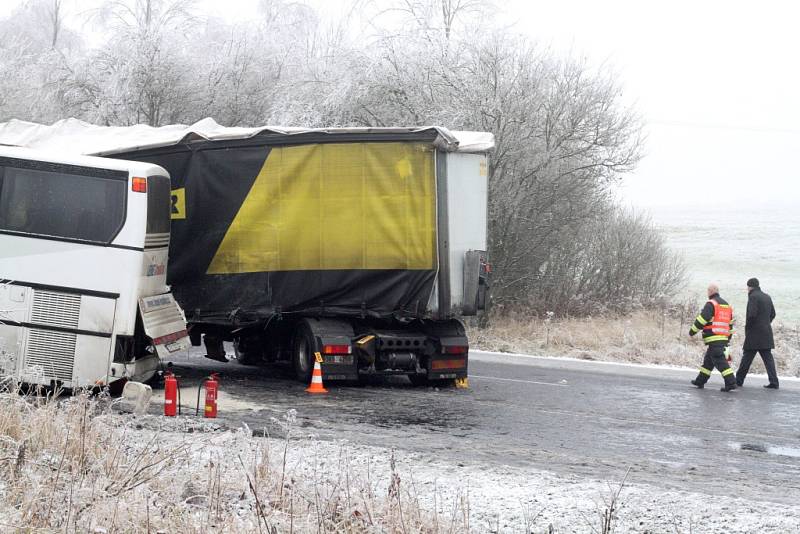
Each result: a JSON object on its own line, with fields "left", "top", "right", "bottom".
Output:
{"left": 161, "top": 349, "right": 800, "bottom": 504}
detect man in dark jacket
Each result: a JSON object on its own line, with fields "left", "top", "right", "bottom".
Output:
{"left": 736, "top": 278, "right": 779, "bottom": 389}
{"left": 690, "top": 283, "right": 737, "bottom": 392}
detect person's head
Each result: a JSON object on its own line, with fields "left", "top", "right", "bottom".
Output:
{"left": 707, "top": 282, "right": 719, "bottom": 298}
{"left": 747, "top": 277, "right": 760, "bottom": 293}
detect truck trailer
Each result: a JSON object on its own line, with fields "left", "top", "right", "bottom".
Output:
{"left": 0, "top": 119, "right": 493, "bottom": 385}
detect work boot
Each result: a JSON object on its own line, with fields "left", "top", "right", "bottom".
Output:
{"left": 763, "top": 383, "right": 779, "bottom": 390}
{"left": 720, "top": 383, "right": 737, "bottom": 392}
{"left": 691, "top": 379, "right": 704, "bottom": 389}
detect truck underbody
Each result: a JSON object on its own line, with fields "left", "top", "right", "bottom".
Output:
{"left": 191, "top": 316, "right": 469, "bottom": 386}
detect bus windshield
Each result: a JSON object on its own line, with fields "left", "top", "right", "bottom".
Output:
{"left": 0, "top": 160, "right": 127, "bottom": 244}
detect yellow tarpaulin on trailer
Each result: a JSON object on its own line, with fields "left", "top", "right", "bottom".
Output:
{"left": 207, "top": 142, "right": 437, "bottom": 274}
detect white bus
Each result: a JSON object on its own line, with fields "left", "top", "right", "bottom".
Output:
{"left": 0, "top": 146, "right": 189, "bottom": 390}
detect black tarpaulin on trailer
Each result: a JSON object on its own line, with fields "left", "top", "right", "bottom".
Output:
{"left": 111, "top": 133, "right": 441, "bottom": 325}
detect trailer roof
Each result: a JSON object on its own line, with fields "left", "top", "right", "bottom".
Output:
{"left": 0, "top": 118, "right": 494, "bottom": 156}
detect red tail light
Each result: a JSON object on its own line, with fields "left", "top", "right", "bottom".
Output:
{"left": 132, "top": 177, "right": 147, "bottom": 193}
{"left": 323, "top": 344, "right": 352, "bottom": 354}
{"left": 441, "top": 345, "right": 468, "bottom": 355}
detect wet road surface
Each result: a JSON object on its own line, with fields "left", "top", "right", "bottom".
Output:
{"left": 161, "top": 349, "right": 800, "bottom": 504}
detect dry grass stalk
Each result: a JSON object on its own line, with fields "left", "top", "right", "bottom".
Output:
{"left": 0, "top": 384, "right": 479, "bottom": 533}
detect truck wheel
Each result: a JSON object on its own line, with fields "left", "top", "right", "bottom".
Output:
{"left": 233, "top": 337, "right": 263, "bottom": 366}
{"left": 292, "top": 322, "right": 315, "bottom": 383}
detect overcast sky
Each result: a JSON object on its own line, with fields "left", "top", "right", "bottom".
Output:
{"left": 503, "top": 0, "right": 800, "bottom": 210}
{"left": 2, "top": 0, "right": 798, "bottom": 210}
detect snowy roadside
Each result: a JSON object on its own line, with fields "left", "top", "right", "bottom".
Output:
{"left": 468, "top": 314, "right": 800, "bottom": 378}
{"left": 271, "top": 430, "right": 800, "bottom": 533}
{"left": 71, "top": 416, "right": 800, "bottom": 533}
{"left": 468, "top": 350, "right": 800, "bottom": 389}
{"left": 1, "top": 389, "right": 797, "bottom": 533}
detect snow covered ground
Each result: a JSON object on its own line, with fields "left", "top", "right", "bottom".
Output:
{"left": 3, "top": 390, "right": 797, "bottom": 533}
{"left": 75, "top": 412, "right": 800, "bottom": 533}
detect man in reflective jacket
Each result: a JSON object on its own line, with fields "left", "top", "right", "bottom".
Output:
{"left": 689, "top": 283, "right": 737, "bottom": 392}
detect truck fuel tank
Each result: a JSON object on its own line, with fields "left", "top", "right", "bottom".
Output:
{"left": 377, "top": 351, "right": 418, "bottom": 371}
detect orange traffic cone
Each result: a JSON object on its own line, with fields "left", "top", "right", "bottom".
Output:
{"left": 306, "top": 352, "right": 328, "bottom": 394}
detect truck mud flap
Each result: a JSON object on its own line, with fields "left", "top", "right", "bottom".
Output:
{"left": 428, "top": 330, "right": 469, "bottom": 380}
{"left": 305, "top": 318, "right": 358, "bottom": 381}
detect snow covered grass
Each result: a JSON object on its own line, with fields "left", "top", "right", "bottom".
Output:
{"left": 469, "top": 312, "right": 800, "bottom": 377}
{"left": 0, "top": 384, "right": 461, "bottom": 533}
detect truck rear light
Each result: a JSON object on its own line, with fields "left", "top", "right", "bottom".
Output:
{"left": 431, "top": 358, "right": 466, "bottom": 370}
{"left": 132, "top": 177, "right": 147, "bottom": 193}
{"left": 152, "top": 329, "right": 188, "bottom": 345}
{"left": 323, "top": 344, "right": 352, "bottom": 354}
{"left": 441, "top": 345, "right": 468, "bottom": 355}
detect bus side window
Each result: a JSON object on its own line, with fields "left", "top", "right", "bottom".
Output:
{"left": 0, "top": 165, "right": 126, "bottom": 243}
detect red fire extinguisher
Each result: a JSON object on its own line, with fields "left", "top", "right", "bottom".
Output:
{"left": 164, "top": 371, "right": 179, "bottom": 417}
{"left": 196, "top": 373, "right": 219, "bottom": 418}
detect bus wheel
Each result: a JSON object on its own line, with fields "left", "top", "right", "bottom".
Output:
{"left": 292, "top": 321, "right": 315, "bottom": 383}
{"left": 233, "top": 336, "right": 263, "bottom": 366}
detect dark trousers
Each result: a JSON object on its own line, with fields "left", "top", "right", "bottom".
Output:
{"left": 736, "top": 349, "right": 779, "bottom": 386}
{"left": 694, "top": 344, "right": 736, "bottom": 386}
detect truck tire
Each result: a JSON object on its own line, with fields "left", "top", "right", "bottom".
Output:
{"left": 292, "top": 321, "right": 316, "bottom": 383}
{"left": 233, "top": 336, "right": 263, "bottom": 366}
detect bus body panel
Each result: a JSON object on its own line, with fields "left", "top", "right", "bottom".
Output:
{"left": 109, "top": 353, "right": 160, "bottom": 384}
{"left": 72, "top": 335, "right": 113, "bottom": 388}
{"left": 78, "top": 295, "right": 116, "bottom": 336}
{"left": 140, "top": 248, "right": 170, "bottom": 299}
{"left": 139, "top": 293, "right": 189, "bottom": 357}
{"left": 0, "top": 236, "right": 141, "bottom": 335}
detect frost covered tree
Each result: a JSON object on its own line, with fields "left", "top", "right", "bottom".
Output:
{"left": 0, "top": 0, "right": 684, "bottom": 314}
{"left": 71, "top": 0, "right": 199, "bottom": 125}
{"left": 537, "top": 207, "right": 686, "bottom": 314}
{"left": 0, "top": 0, "right": 86, "bottom": 122}
{"left": 364, "top": 0, "right": 493, "bottom": 41}
{"left": 0, "top": 0, "right": 81, "bottom": 52}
